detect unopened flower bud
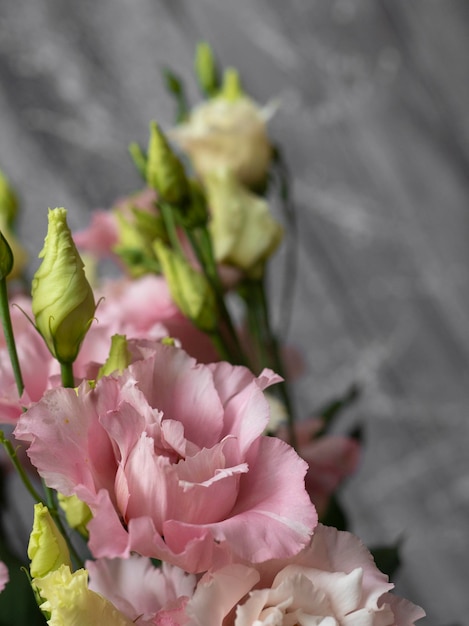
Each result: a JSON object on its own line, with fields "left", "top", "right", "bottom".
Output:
{"left": 154, "top": 241, "right": 218, "bottom": 332}
{"left": 171, "top": 92, "right": 274, "bottom": 189}
{"left": 34, "top": 565, "right": 134, "bottom": 626}
{"left": 205, "top": 171, "right": 283, "bottom": 278}
{"left": 0, "top": 170, "right": 19, "bottom": 227}
{"left": 32, "top": 208, "right": 96, "bottom": 364}
{"left": 0, "top": 231, "right": 13, "bottom": 280}
{"left": 28, "top": 503, "right": 72, "bottom": 579}
{"left": 220, "top": 67, "right": 243, "bottom": 101}
{"left": 57, "top": 494, "right": 92, "bottom": 539}
{"left": 146, "top": 121, "right": 189, "bottom": 205}
{"left": 194, "top": 41, "right": 219, "bottom": 97}
{"left": 98, "top": 334, "right": 131, "bottom": 379}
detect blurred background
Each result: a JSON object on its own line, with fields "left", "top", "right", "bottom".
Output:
{"left": 0, "top": 1, "right": 468, "bottom": 624}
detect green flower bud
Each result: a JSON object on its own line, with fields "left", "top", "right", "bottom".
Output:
{"left": 220, "top": 67, "right": 243, "bottom": 102}
{"left": 205, "top": 171, "right": 283, "bottom": 278}
{"left": 0, "top": 170, "right": 19, "bottom": 227}
{"left": 32, "top": 208, "right": 96, "bottom": 364}
{"left": 194, "top": 41, "right": 219, "bottom": 97}
{"left": 57, "top": 493, "right": 92, "bottom": 539}
{"left": 0, "top": 230, "right": 13, "bottom": 280}
{"left": 154, "top": 241, "right": 218, "bottom": 332}
{"left": 97, "top": 334, "right": 131, "bottom": 379}
{"left": 28, "top": 503, "right": 72, "bottom": 580}
{"left": 146, "top": 122, "right": 189, "bottom": 205}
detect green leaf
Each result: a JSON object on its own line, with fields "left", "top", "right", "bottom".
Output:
{"left": 161, "top": 69, "right": 189, "bottom": 123}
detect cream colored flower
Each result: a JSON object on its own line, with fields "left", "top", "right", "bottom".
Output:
{"left": 34, "top": 565, "right": 134, "bottom": 626}
{"left": 28, "top": 503, "right": 72, "bottom": 580}
{"left": 171, "top": 93, "right": 274, "bottom": 189}
{"left": 205, "top": 171, "right": 283, "bottom": 278}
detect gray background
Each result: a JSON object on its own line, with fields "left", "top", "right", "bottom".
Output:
{"left": 1, "top": 1, "right": 468, "bottom": 624}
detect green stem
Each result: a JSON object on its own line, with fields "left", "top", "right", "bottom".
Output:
{"left": 0, "top": 278, "right": 24, "bottom": 396}
{"left": 60, "top": 362, "right": 75, "bottom": 388}
{"left": 0, "top": 432, "right": 44, "bottom": 503}
{"left": 49, "top": 501, "right": 84, "bottom": 569}
{"left": 241, "top": 278, "right": 297, "bottom": 450}
{"left": 185, "top": 226, "right": 248, "bottom": 366}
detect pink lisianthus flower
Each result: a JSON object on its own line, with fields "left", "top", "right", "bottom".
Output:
{"left": 14, "top": 342, "right": 317, "bottom": 573}
{"left": 0, "top": 275, "right": 218, "bottom": 423}
{"left": 276, "top": 417, "right": 360, "bottom": 517}
{"left": 183, "top": 524, "right": 425, "bottom": 626}
{"left": 0, "top": 561, "right": 8, "bottom": 592}
{"left": 0, "top": 296, "right": 53, "bottom": 423}
{"left": 87, "top": 555, "right": 196, "bottom": 625}
{"left": 94, "top": 275, "right": 219, "bottom": 364}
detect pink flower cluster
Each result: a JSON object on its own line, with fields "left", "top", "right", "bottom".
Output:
{"left": 9, "top": 336, "right": 424, "bottom": 624}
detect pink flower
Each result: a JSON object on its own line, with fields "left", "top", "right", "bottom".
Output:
{"left": 277, "top": 417, "right": 360, "bottom": 516}
{"left": 184, "top": 524, "right": 425, "bottom": 626}
{"left": 15, "top": 343, "right": 317, "bottom": 573}
{"left": 87, "top": 555, "right": 196, "bottom": 625}
{"left": 0, "top": 296, "right": 52, "bottom": 423}
{"left": 0, "top": 275, "right": 218, "bottom": 423}
{"left": 0, "top": 561, "right": 8, "bottom": 592}
{"left": 94, "top": 275, "right": 219, "bottom": 363}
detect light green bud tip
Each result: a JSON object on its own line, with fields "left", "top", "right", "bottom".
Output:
{"left": 146, "top": 121, "right": 189, "bottom": 205}
{"left": 0, "top": 230, "right": 13, "bottom": 280}
{"left": 220, "top": 67, "right": 243, "bottom": 101}
{"left": 98, "top": 334, "right": 131, "bottom": 379}
{"left": 57, "top": 493, "right": 92, "bottom": 539}
{"left": 28, "top": 503, "right": 72, "bottom": 579}
{"left": 0, "top": 170, "right": 19, "bottom": 227}
{"left": 32, "top": 208, "right": 96, "bottom": 364}
{"left": 195, "top": 41, "right": 219, "bottom": 96}
{"left": 154, "top": 241, "right": 218, "bottom": 332}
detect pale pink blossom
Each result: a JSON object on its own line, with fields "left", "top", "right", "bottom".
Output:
{"left": 0, "top": 561, "right": 8, "bottom": 592}
{"left": 0, "top": 275, "right": 218, "bottom": 422}
{"left": 184, "top": 524, "right": 425, "bottom": 626}
{"left": 277, "top": 417, "right": 360, "bottom": 516}
{"left": 87, "top": 555, "right": 196, "bottom": 625}
{"left": 0, "top": 296, "right": 52, "bottom": 423}
{"left": 94, "top": 275, "right": 219, "bottom": 364}
{"left": 15, "top": 343, "right": 317, "bottom": 573}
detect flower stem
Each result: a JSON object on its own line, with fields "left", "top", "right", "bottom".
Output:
{"left": 240, "top": 278, "right": 297, "bottom": 450}
{"left": 60, "top": 362, "right": 75, "bottom": 388}
{"left": 0, "top": 431, "right": 44, "bottom": 504}
{"left": 0, "top": 278, "right": 24, "bottom": 397}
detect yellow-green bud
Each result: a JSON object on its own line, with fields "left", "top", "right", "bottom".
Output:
{"left": 146, "top": 122, "right": 189, "bottom": 205}
{"left": 57, "top": 494, "right": 92, "bottom": 539}
{"left": 28, "top": 503, "right": 72, "bottom": 579}
{"left": 0, "top": 230, "right": 13, "bottom": 280}
{"left": 154, "top": 241, "right": 218, "bottom": 332}
{"left": 194, "top": 41, "right": 219, "bottom": 97}
{"left": 34, "top": 565, "right": 134, "bottom": 626}
{"left": 205, "top": 171, "right": 283, "bottom": 278}
{"left": 220, "top": 67, "right": 243, "bottom": 102}
{"left": 97, "top": 334, "right": 131, "bottom": 379}
{"left": 0, "top": 170, "right": 19, "bottom": 227}
{"left": 32, "top": 208, "right": 96, "bottom": 364}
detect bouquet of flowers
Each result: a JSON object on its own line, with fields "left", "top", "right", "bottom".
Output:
{"left": 0, "top": 43, "right": 425, "bottom": 625}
